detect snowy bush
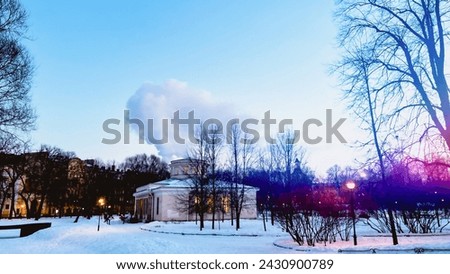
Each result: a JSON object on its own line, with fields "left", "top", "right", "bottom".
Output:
{"left": 274, "top": 184, "right": 346, "bottom": 247}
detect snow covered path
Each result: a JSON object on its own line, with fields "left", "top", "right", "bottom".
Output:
{"left": 1, "top": 217, "right": 450, "bottom": 254}
{"left": 0, "top": 217, "right": 293, "bottom": 254}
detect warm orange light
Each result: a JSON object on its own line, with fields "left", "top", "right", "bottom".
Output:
{"left": 98, "top": 198, "right": 105, "bottom": 206}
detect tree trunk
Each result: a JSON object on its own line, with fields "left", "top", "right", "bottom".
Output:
{"left": 387, "top": 209, "right": 399, "bottom": 245}
{"left": 211, "top": 185, "right": 216, "bottom": 230}
{"left": 0, "top": 193, "right": 7, "bottom": 220}
{"left": 364, "top": 64, "right": 399, "bottom": 246}
{"left": 230, "top": 189, "right": 234, "bottom": 226}
{"left": 34, "top": 195, "right": 46, "bottom": 220}
{"left": 262, "top": 210, "right": 267, "bottom": 231}
{"left": 199, "top": 212, "right": 204, "bottom": 231}
{"left": 8, "top": 182, "right": 15, "bottom": 219}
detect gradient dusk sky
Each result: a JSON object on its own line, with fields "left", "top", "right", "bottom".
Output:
{"left": 21, "top": 0, "right": 366, "bottom": 175}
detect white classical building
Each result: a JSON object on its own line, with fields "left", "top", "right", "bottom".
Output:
{"left": 133, "top": 159, "right": 258, "bottom": 222}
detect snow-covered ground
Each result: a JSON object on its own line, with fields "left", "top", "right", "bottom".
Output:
{"left": 1, "top": 216, "right": 450, "bottom": 254}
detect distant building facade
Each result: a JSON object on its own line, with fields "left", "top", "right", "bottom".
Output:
{"left": 133, "top": 159, "right": 258, "bottom": 222}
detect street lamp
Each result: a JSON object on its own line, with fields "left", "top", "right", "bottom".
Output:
{"left": 97, "top": 197, "right": 105, "bottom": 231}
{"left": 345, "top": 180, "right": 357, "bottom": 246}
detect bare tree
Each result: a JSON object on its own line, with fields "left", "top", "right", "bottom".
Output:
{"left": 334, "top": 2, "right": 450, "bottom": 243}
{"left": 68, "top": 157, "right": 87, "bottom": 223}
{"left": 236, "top": 135, "right": 255, "bottom": 230}
{"left": 335, "top": 0, "right": 450, "bottom": 151}
{"left": 180, "top": 123, "right": 225, "bottom": 230}
{"left": 0, "top": 0, "right": 34, "bottom": 218}
{"left": 336, "top": 49, "right": 399, "bottom": 244}
{"left": 275, "top": 131, "right": 301, "bottom": 190}
{"left": 227, "top": 124, "right": 240, "bottom": 226}
{"left": 120, "top": 154, "right": 169, "bottom": 180}
{"left": 266, "top": 143, "right": 281, "bottom": 226}
{"left": 227, "top": 124, "right": 255, "bottom": 230}
{"left": 205, "top": 124, "right": 223, "bottom": 229}
{"left": 0, "top": 168, "right": 8, "bottom": 218}
{"left": 120, "top": 153, "right": 169, "bottom": 190}
{"left": 24, "top": 146, "right": 75, "bottom": 220}
{"left": 0, "top": 0, "right": 35, "bottom": 150}
{"left": 271, "top": 130, "right": 308, "bottom": 233}
{"left": 186, "top": 126, "right": 211, "bottom": 231}
{"left": 0, "top": 151, "right": 27, "bottom": 218}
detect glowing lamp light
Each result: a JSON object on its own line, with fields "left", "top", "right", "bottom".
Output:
{"left": 345, "top": 180, "right": 357, "bottom": 246}
{"left": 346, "top": 180, "right": 356, "bottom": 190}
{"left": 98, "top": 198, "right": 105, "bottom": 206}
{"left": 97, "top": 198, "right": 106, "bottom": 232}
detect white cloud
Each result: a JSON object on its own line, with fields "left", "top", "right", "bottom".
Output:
{"left": 126, "top": 79, "right": 238, "bottom": 160}
{"left": 124, "top": 79, "right": 361, "bottom": 175}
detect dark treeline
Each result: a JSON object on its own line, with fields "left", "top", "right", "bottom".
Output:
{"left": 0, "top": 146, "right": 169, "bottom": 220}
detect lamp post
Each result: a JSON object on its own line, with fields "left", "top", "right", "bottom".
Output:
{"left": 97, "top": 198, "right": 105, "bottom": 231}
{"left": 345, "top": 180, "right": 357, "bottom": 246}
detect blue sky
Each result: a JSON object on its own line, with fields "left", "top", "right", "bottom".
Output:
{"left": 21, "top": 0, "right": 365, "bottom": 175}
